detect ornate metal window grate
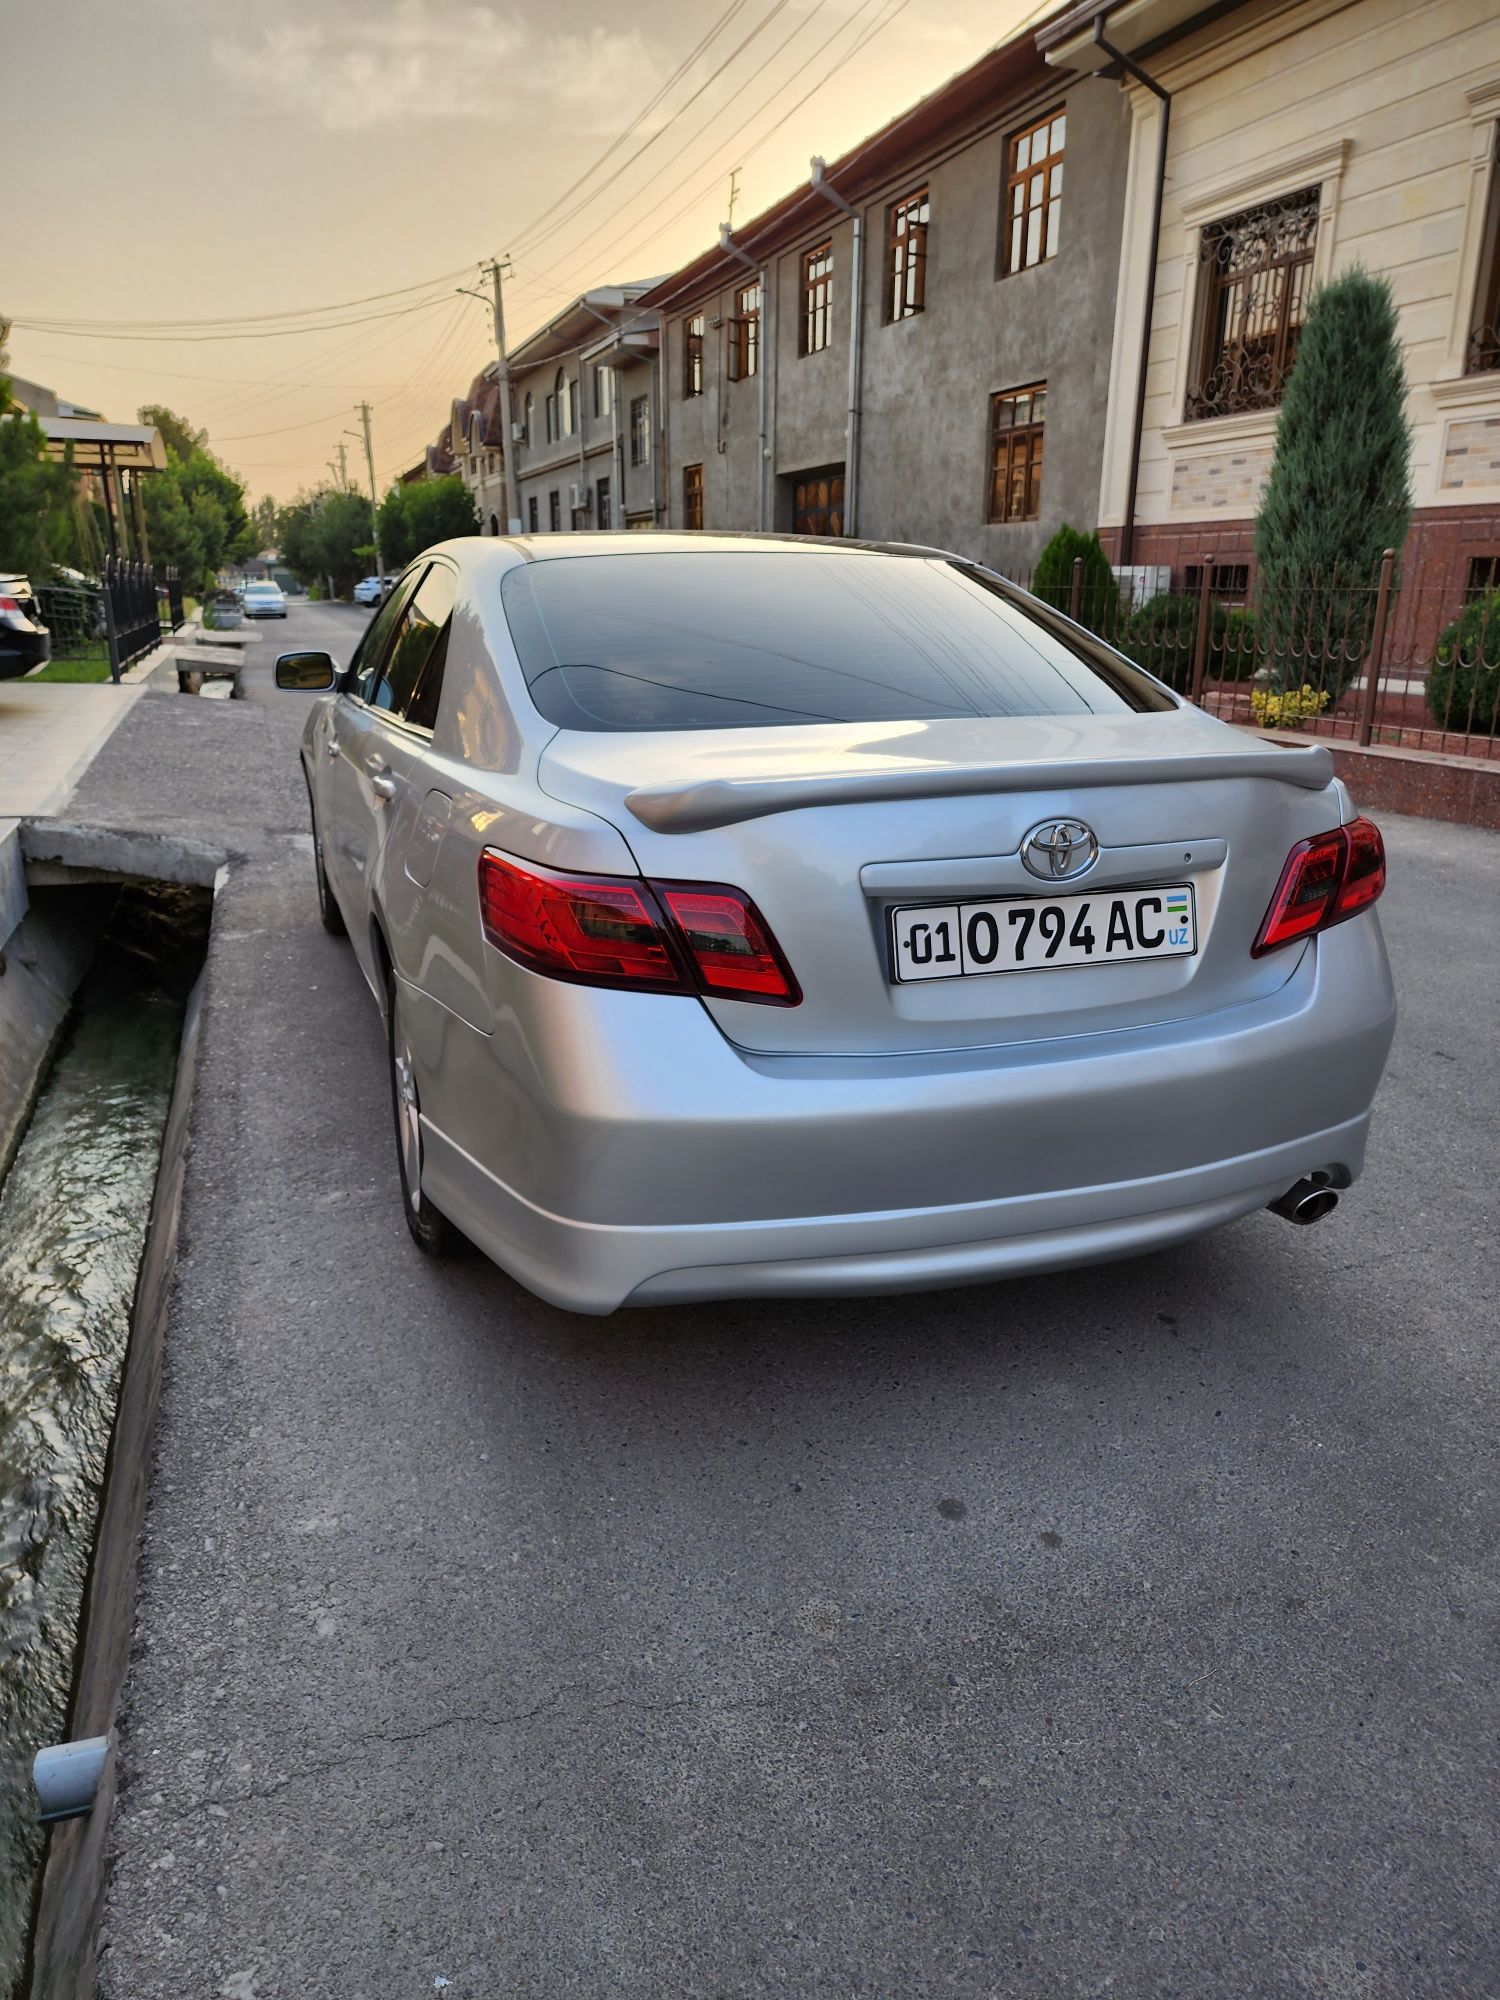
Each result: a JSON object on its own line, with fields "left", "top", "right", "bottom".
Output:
{"left": 1186, "top": 186, "right": 1320, "bottom": 421}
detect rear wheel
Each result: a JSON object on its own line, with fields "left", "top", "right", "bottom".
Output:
{"left": 388, "top": 974, "right": 461, "bottom": 1257}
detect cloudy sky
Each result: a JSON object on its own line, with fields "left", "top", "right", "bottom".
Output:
{"left": 7, "top": 0, "right": 1049, "bottom": 499}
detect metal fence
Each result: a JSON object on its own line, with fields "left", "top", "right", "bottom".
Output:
{"left": 1013, "top": 549, "right": 1500, "bottom": 764}
{"left": 34, "top": 561, "right": 184, "bottom": 680}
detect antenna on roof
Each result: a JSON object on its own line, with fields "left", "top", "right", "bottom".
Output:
{"left": 727, "top": 168, "right": 741, "bottom": 228}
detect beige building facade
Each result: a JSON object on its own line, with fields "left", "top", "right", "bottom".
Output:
{"left": 1041, "top": 0, "right": 1500, "bottom": 626}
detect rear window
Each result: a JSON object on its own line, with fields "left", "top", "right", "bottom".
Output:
{"left": 501, "top": 551, "right": 1173, "bottom": 732}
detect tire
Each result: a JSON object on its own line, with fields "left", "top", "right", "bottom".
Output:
{"left": 309, "top": 800, "right": 346, "bottom": 937}
{"left": 387, "top": 973, "right": 462, "bottom": 1257}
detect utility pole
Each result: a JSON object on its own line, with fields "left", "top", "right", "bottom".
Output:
{"left": 332, "top": 439, "right": 349, "bottom": 490}
{"left": 350, "top": 403, "right": 384, "bottom": 580}
{"left": 461, "top": 258, "right": 523, "bottom": 534}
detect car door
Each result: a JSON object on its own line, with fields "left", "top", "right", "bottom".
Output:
{"left": 319, "top": 567, "right": 425, "bottom": 965}
{"left": 360, "top": 560, "right": 460, "bottom": 988}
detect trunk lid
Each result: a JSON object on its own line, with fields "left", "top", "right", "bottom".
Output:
{"left": 538, "top": 710, "right": 1341, "bottom": 1056}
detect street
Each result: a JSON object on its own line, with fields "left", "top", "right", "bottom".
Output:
{"left": 79, "top": 601, "right": 1499, "bottom": 1999}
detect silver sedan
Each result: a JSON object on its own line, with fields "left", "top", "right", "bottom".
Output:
{"left": 276, "top": 535, "right": 1396, "bottom": 1314}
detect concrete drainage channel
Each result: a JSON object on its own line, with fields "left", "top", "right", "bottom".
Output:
{"left": 0, "top": 821, "right": 223, "bottom": 2000}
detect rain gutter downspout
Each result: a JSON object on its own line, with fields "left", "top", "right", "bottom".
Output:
{"left": 809, "top": 157, "right": 863, "bottom": 538}
{"left": 1092, "top": 12, "right": 1170, "bottom": 568}
{"left": 719, "top": 224, "right": 769, "bottom": 531}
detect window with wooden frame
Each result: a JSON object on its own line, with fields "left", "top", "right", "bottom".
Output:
{"left": 684, "top": 314, "right": 705, "bottom": 397}
{"left": 792, "top": 466, "right": 844, "bottom": 537}
{"left": 1002, "top": 108, "right": 1065, "bottom": 275}
{"left": 548, "top": 489, "right": 561, "bottom": 532}
{"left": 728, "top": 282, "right": 761, "bottom": 380}
{"left": 682, "top": 463, "right": 704, "bottom": 530}
{"left": 593, "top": 364, "right": 614, "bottom": 418}
{"left": 801, "top": 242, "right": 833, "bottom": 355}
{"left": 596, "top": 476, "right": 612, "bottom": 530}
{"left": 887, "top": 187, "right": 929, "bottom": 321}
{"left": 986, "top": 384, "right": 1045, "bottom": 524}
{"left": 629, "top": 395, "right": 650, "bottom": 466}
{"left": 1186, "top": 186, "right": 1320, "bottom": 420}
{"left": 527, "top": 494, "right": 539, "bottom": 533}
{"left": 1468, "top": 135, "right": 1500, "bottom": 374}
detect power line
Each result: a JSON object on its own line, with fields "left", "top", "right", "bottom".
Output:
{"left": 511, "top": 0, "right": 801, "bottom": 259}
{"left": 508, "top": 0, "right": 753, "bottom": 251}
{"left": 210, "top": 407, "right": 360, "bottom": 443}
{"left": 14, "top": 289, "right": 459, "bottom": 344}
{"left": 518, "top": 0, "right": 905, "bottom": 304}
{"left": 10, "top": 266, "right": 474, "bottom": 335}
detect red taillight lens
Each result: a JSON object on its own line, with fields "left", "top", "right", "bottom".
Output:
{"left": 478, "top": 851, "right": 686, "bottom": 991}
{"left": 1251, "top": 817, "right": 1386, "bottom": 956}
{"left": 477, "top": 852, "right": 800, "bottom": 1005}
{"left": 1331, "top": 814, "right": 1386, "bottom": 923}
{"left": 655, "top": 884, "right": 800, "bottom": 1004}
{"left": 0, "top": 596, "right": 19, "bottom": 614}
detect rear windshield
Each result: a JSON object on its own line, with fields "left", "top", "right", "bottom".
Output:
{"left": 501, "top": 551, "right": 1173, "bottom": 733}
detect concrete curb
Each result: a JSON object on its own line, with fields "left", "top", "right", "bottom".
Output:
{"left": 27, "top": 942, "right": 213, "bottom": 2000}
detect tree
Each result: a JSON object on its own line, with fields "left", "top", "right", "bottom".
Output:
{"left": 377, "top": 475, "right": 479, "bottom": 572}
{"left": 138, "top": 404, "right": 253, "bottom": 592}
{"left": 251, "top": 495, "right": 278, "bottom": 552}
{"left": 1030, "top": 524, "right": 1119, "bottom": 636}
{"left": 1253, "top": 269, "right": 1411, "bottom": 694}
{"left": 277, "top": 488, "right": 375, "bottom": 596}
{"left": 0, "top": 318, "right": 89, "bottom": 575}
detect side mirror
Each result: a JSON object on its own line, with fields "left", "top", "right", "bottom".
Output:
{"left": 275, "top": 651, "right": 337, "bottom": 691}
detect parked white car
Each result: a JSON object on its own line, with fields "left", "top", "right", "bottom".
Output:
{"left": 353, "top": 575, "right": 392, "bottom": 607}
{"left": 242, "top": 581, "right": 287, "bottom": 620}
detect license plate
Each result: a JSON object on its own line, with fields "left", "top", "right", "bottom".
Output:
{"left": 889, "top": 884, "right": 1197, "bottom": 983}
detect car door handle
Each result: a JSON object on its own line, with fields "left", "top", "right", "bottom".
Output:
{"left": 366, "top": 754, "right": 397, "bottom": 801}
{"left": 325, "top": 736, "right": 340, "bottom": 758}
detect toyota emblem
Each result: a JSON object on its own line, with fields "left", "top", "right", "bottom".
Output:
{"left": 1020, "top": 818, "right": 1099, "bottom": 881}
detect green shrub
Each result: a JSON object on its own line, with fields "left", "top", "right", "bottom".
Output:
{"left": 1030, "top": 525, "right": 1120, "bottom": 637}
{"left": 1218, "top": 606, "right": 1261, "bottom": 682}
{"left": 1427, "top": 590, "right": 1500, "bottom": 735}
{"left": 1118, "top": 591, "right": 1232, "bottom": 694}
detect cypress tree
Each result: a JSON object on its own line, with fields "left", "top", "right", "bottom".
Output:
{"left": 1253, "top": 268, "right": 1411, "bottom": 694}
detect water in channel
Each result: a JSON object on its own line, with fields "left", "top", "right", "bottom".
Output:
{"left": 0, "top": 884, "right": 208, "bottom": 1997}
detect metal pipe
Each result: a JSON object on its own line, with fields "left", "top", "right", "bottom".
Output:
{"left": 1267, "top": 1178, "right": 1340, "bottom": 1226}
{"left": 719, "top": 225, "right": 769, "bottom": 532}
{"left": 33, "top": 1736, "right": 109, "bottom": 1823}
{"left": 1091, "top": 14, "right": 1170, "bottom": 569}
{"left": 809, "top": 158, "right": 864, "bottom": 538}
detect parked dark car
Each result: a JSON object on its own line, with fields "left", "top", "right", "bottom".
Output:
{"left": 0, "top": 574, "right": 53, "bottom": 677}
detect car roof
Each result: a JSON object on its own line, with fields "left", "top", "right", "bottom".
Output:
{"left": 420, "top": 530, "right": 963, "bottom": 576}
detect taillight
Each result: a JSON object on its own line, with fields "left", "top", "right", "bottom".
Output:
{"left": 1252, "top": 817, "right": 1386, "bottom": 957}
{"left": 0, "top": 596, "right": 19, "bottom": 614}
{"left": 477, "top": 851, "right": 799, "bottom": 1005}
{"left": 654, "top": 883, "right": 800, "bottom": 1003}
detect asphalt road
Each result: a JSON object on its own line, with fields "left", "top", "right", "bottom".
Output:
{"left": 70, "top": 600, "right": 1500, "bottom": 1998}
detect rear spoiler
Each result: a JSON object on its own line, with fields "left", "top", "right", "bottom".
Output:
{"left": 625, "top": 742, "right": 1336, "bottom": 834}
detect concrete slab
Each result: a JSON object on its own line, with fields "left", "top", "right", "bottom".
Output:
{"left": 0, "top": 818, "right": 24, "bottom": 949}
{"left": 0, "top": 681, "right": 145, "bottom": 817}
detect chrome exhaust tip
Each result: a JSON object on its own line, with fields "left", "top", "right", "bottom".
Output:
{"left": 1268, "top": 1177, "right": 1340, "bottom": 1227}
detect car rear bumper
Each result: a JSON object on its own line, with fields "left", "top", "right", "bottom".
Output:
{"left": 408, "top": 914, "right": 1396, "bottom": 1314}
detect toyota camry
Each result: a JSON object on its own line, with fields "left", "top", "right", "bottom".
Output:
{"left": 276, "top": 534, "right": 1396, "bottom": 1314}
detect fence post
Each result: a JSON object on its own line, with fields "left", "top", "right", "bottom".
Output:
{"left": 101, "top": 558, "right": 122, "bottom": 684}
{"left": 1189, "top": 553, "right": 1215, "bottom": 704}
{"left": 1358, "top": 548, "right": 1396, "bottom": 748}
{"left": 1069, "top": 555, "right": 1083, "bottom": 622}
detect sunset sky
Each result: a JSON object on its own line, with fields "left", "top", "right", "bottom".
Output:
{"left": 7, "top": 0, "right": 1049, "bottom": 506}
